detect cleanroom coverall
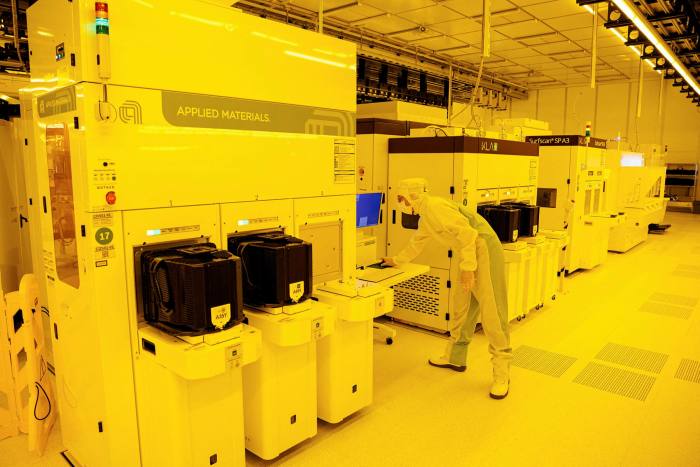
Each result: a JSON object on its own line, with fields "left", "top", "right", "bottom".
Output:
{"left": 393, "top": 195, "right": 512, "bottom": 368}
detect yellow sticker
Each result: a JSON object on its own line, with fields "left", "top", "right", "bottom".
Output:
{"left": 210, "top": 303, "right": 231, "bottom": 330}
{"left": 289, "top": 281, "right": 305, "bottom": 303}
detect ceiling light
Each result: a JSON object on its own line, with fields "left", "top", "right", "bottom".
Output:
{"left": 611, "top": 0, "right": 700, "bottom": 94}
{"left": 609, "top": 9, "right": 622, "bottom": 21}
{"left": 628, "top": 29, "right": 640, "bottom": 41}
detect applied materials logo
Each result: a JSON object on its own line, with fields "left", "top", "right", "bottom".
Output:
{"left": 119, "top": 100, "right": 143, "bottom": 124}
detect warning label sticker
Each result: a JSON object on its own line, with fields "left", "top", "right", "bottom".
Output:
{"left": 95, "top": 244, "right": 116, "bottom": 260}
{"left": 93, "top": 212, "right": 114, "bottom": 227}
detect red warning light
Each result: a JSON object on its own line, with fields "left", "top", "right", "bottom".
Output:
{"left": 106, "top": 191, "right": 116, "bottom": 205}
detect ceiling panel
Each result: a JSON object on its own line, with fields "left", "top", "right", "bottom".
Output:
{"left": 514, "top": 55, "right": 557, "bottom": 65}
{"left": 412, "top": 35, "right": 470, "bottom": 51}
{"left": 397, "top": 5, "right": 464, "bottom": 25}
{"left": 392, "top": 29, "right": 443, "bottom": 42}
{"left": 509, "top": 0, "right": 559, "bottom": 6}
{"left": 545, "top": 13, "right": 592, "bottom": 31}
{"left": 533, "top": 41, "right": 582, "bottom": 55}
{"left": 575, "top": 36, "right": 622, "bottom": 49}
{"left": 502, "top": 11, "right": 535, "bottom": 22}
{"left": 362, "top": 15, "right": 418, "bottom": 34}
{"left": 360, "top": 0, "right": 435, "bottom": 14}
{"left": 327, "top": 4, "right": 385, "bottom": 22}
{"left": 523, "top": 1, "right": 585, "bottom": 19}
{"left": 496, "top": 19, "right": 555, "bottom": 38}
{"left": 489, "top": 65, "right": 531, "bottom": 74}
{"left": 442, "top": 0, "right": 516, "bottom": 18}
{"left": 497, "top": 47, "right": 542, "bottom": 59}
{"left": 492, "top": 39, "right": 526, "bottom": 52}
{"left": 453, "top": 30, "right": 508, "bottom": 44}
{"left": 428, "top": 17, "right": 483, "bottom": 35}
{"left": 562, "top": 27, "right": 598, "bottom": 40}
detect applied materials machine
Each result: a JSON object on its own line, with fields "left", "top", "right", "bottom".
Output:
{"left": 25, "top": 0, "right": 370, "bottom": 464}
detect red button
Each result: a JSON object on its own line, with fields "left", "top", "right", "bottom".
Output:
{"left": 106, "top": 191, "right": 116, "bottom": 205}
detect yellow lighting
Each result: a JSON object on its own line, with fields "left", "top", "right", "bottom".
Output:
{"left": 611, "top": 0, "right": 700, "bottom": 94}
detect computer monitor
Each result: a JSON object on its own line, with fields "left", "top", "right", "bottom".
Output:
{"left": 356, "top": 192, "right": 382, "bottom": 228}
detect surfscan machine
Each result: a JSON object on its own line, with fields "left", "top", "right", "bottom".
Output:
{"left": 24, "top": 0, "right": 383, "bottom": 464}
{"left": 528, "top": 135, "right": 623, "bottom": 274}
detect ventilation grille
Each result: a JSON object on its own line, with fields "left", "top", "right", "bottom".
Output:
{"left": 649, "top": 292, "right": 698, "bottom": 308}
{"left": 511, "top": 345, "right": 577, "bottom": 378}
{"left": 639, "top": 302, "right": 693, "bottom": 320}
{"left": 675, "top": 359, "right": 700, "bottom": 384}
{"left": 573, "top": 362, "right": 656, "bottom": 401}
{"left": 394, "top": 273, "right": 441, "bottom": 295}
{"left": 595, "top": 343, "right": 669, "bottom": 374}
{"left": 673, "top": 264, "right": 700, "bottom": 279}
{"left": 393, "top": 290, "right": 440, "bottom": 316}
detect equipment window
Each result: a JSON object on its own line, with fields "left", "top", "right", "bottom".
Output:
{"left": 46, "top": 124, "right": 80, "bottom": 289}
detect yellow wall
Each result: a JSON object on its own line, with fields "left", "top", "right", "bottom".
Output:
{"left": 511, "top": 80, "right": 700, "bottom": 199}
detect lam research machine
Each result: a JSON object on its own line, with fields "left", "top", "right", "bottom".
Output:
{"left": 25, "top": 0, "right": 375, "bottom": 464}
{"left": 386, "top": 136, "right": 540, "bottom": 332}
{"left": 528, "top": 135, "right": 622, "bottom": 274}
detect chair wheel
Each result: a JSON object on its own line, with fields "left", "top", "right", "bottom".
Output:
{"left": 516, "top": 316, "right": 522, "bottom": 322}
{"left": 552, "top": 295, "right": 556, "bottom": 300}
{"left": 386, "top": 337, "right": 394, "bottom": 345}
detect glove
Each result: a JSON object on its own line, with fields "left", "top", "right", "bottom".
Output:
{"left": 381, "top": 257, "right": 397, "bottom": 267}
{"left": 461, "top": 270, "right": 475, "bottom": 292}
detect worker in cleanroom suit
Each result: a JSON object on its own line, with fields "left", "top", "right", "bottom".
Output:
{"left": 382, "top": 178, "right": 512, "bottom": 399}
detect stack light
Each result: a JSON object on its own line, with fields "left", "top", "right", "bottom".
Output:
{"left": 95, "top": 2, "right": 109, "bottom": 35}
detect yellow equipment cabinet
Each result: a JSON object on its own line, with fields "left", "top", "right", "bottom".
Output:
{"left": 26, "top": 0, "right": 356, "bottom": 465}
{"left": 528, "top": 135, "right": 615, "bottom": 274}
{"left": 386, "top": 136, "right": 539, "bottom": 332}
{"left": 314, "top": 262, "right": 427, "bottom": 423}
{"left": 242, "top": 304, "right": 335, "bottom": 460}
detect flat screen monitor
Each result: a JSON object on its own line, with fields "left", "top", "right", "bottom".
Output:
{"left": 356, "top": 192, "right": 382, "bottom": 228}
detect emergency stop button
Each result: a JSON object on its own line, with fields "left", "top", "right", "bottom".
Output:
{"left": 106, "top": 191, "right": 117, "bottom": 205}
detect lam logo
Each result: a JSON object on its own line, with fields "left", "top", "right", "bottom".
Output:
{"left": 118, "top": 100, "right": 143, "bottom": 124}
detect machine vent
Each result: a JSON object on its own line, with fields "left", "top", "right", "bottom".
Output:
{"left": 511, "top": 345, "right": 577, "bottom": 378}
{"left": 394, "top": 274, "right": 440, "bottom": 295}
{"left": 573, "top": 362, "right": 656, "bottom": 402}
{"left": 595, "top": 343, "right": 669, "bottom": 374}
{"left": 393, "top": 291, "right": 440, "bottom": 316}
{"left": 675, "top": 359, "right": 700, "bottom": 384}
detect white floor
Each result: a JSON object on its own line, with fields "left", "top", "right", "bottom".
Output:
{"left": 3, "top": 212, "right": 700, "bottom": 466}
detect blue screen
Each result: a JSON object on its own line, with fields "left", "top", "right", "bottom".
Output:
{"left": 356, "top": 192, "right": 383, "bottom": 228}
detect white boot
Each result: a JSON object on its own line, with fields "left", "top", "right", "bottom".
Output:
{"left": 428, "top": 355, "right": 466, "bottom": 372}
{"left": 490, "top": 360, "right": 510, "bottom": 399}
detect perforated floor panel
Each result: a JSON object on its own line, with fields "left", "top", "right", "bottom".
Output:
{"left": 639, "top": 301, "right": 694, "bottom": 320}
{"left": 675, "top": 359, "right": 700, "bottom": 384}
{"left": 649, "top": 292, "right": 699, "bottom": 308}
{"left": 573, "top": 362, "right": 656, "bottom": 401}
{"left": 511, "top": 345, "right": 577, "bottom": 378}
{"left": 673, "top": 264, "right": 700, "bottom": 279}
{"left": 595, "top": 343, "right": 669, "bottom": 374}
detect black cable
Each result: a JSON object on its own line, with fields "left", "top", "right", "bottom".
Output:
{"left": 41, "top": 306, "right": 50, "bottom": 316}
{"left": 33, "top": 382, "right": 51, "bottom": 421}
